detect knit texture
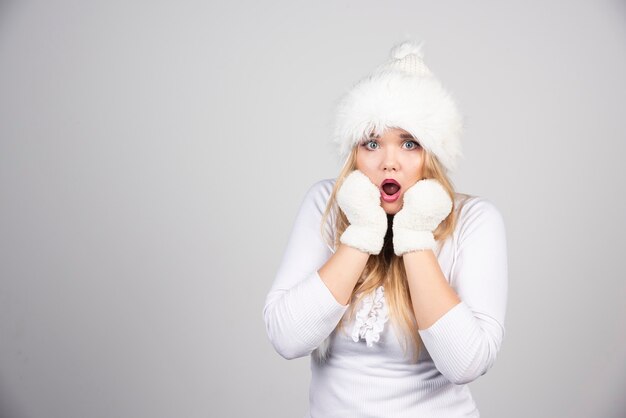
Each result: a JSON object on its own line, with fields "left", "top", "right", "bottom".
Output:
{"left": 263, "top": 178, "right": 508, "bottom": 417}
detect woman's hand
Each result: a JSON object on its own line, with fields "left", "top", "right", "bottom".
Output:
{"left": 336, "top": 170, "right": 388, "bottom": 255}
{"left": 392, "top": 178, "right": 452, "bottom": 256}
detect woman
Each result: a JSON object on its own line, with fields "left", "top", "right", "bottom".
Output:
{"left": 263, "top": 40, "right": 508, "bottom": 417}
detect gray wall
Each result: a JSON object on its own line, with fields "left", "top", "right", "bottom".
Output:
{"left": 1, "top": 1, "right": 625, "bottom": 417}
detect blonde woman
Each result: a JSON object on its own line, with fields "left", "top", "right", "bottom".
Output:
{"left": 263, "top": 40, "right": 508, "bottom": 418}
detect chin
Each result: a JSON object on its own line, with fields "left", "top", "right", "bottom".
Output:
{"left": 382, "top": 200, "right": 403, "bottom": 215}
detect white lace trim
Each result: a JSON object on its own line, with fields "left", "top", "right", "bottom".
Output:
{"left": 351, "top": 285, "right": 389, "bottom": 347}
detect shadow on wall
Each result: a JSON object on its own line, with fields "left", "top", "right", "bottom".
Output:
{"left": 0, "top": 0, "right": 17, "bottom": 28}
{"left": 0, "top": 380, "right": 28, "bottom": 418}
{"left": 606, "top": 372, "right": 626, "bottom": 418}
{"left": 1, "top": 4, "right": 35, "bottom": 416}
{"left": 612, "top": 0, "right": 626, "bottom": 20}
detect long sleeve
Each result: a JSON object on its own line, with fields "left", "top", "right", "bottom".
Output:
{"left": 263, "top": 179, "right": 350, "bottom": 360}
{"left": 417, "top": 197, "right": 508, "bottom": 384}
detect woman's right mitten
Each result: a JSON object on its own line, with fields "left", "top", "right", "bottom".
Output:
{"left": 336, "top": 170, "right": 388, "bottom": 255}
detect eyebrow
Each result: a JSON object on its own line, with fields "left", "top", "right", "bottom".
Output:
{"left": 368, "top": 133, "right": 416, "bottom": 140}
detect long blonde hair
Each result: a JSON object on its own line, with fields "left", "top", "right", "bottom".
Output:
{"left": 315, "top": 143, "right": 460, "bottom": 364}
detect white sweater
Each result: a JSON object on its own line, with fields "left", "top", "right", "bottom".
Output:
{"left": 263, "top": 178, "right": 508, "bottom": 418}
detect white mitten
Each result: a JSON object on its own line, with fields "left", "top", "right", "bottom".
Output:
{"left": 336, "top": 170, "right": 388, "bottom": 255}
{"left": 392, "top": 178, "right": 453, "bottom": 256}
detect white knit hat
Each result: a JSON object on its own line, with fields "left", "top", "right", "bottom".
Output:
{"left": 331, "top": 40, "right": 464, "bottom": 173}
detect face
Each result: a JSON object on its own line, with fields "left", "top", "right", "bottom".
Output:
{"left": 355, "top": 127, "right": 425, "bottom": 215}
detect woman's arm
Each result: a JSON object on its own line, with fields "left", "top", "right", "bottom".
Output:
{"left": 318, "top": 243, "right": 369, "bottom": 306}
{"left": 263, "top": 180, "right": 355, "bottom": 360}
{"left": 404, "top": 198, "right": 508, "bottom": 385}
{"left": 403, "top": 249, "right": 461, "bottom": 330}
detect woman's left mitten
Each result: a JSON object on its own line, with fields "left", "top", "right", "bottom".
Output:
{"left": 392, "top": 179, "right": 453, "bottom": 256}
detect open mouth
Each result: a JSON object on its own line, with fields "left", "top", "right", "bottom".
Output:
{"left": 380, "top": 179, "right": 401, "bottom": 202}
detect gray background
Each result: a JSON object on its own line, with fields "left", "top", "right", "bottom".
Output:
{"left": 1, "top": 0, "right": 625, "bottom": 417}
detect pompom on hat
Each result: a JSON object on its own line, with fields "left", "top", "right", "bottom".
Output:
{"left": 331, "top": 40, "right": 464, "bottom": 173}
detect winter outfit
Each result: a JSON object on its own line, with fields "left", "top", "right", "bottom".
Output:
{"left": 262, "top": 40, "right": 508, "bottom": 417}
{"left": 263, "top": 180, "right": 508, "bottom": 417}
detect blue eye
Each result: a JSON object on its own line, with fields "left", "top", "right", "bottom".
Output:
{"left": 361, "top": 140, "right": 379, "bottom": 150}
{"left": 404, "top": 140, "right": 421, "bottom": 150}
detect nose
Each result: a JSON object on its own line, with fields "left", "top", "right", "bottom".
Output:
{"left": 382, "top": 150, "right": 398, "bottom": 172}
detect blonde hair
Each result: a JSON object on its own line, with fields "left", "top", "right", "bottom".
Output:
{"left": 316, "top": 141, "right": 460, "bottom": 364}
